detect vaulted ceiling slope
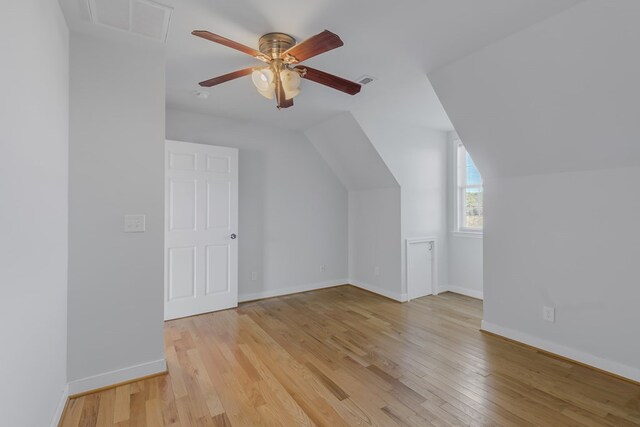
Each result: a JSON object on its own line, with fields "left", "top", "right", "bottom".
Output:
{"left": 58, "top": 0, "right": 582, "bottom": 132}
{"left": 165, "top": 0, "right": 582, "bottom": 131}
{"left": 305, "top": 112, "right": 398, "bottom": 191}
{"left": 429, "top": 0, "right": 640, "bottom": 179}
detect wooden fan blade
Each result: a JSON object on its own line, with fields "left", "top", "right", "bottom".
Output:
{"left": 192, "top": 30, "right": 269, "bottom": 61}
{"left": 295, "top": 66, "right": 361, "bottom": 95}
{"left": 199, "top": 67, "right": 254, "bottom": 87}
{"left": 275, "top": 75, "right": 294, "bottom": 109}
{"left": 280, "top": 97, "right": 294, "bottom": 109}
{"left": 281, "top": 30, "right": 343, "bottom": 63}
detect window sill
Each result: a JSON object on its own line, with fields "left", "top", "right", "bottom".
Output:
{"left": 451, "top": 231, "right": 483, "bottom": 239}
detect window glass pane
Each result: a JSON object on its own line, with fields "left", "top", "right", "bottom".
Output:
{"left": 464, "top": 188, "right": 483, "bottom": 229}
{"left": 465, "top": 152, "right": 482, "bottom": 186}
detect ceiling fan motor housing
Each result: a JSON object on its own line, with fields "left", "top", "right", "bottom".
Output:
{"left": 258, "top": 33, "right": 296, "bottom": 59}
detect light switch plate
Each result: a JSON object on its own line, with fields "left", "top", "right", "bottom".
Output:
{"left": 124, "top": 214, "right": 146, "bottom": 233}
{"left": 543, "top": 306, "right": 555, "bottom": 322}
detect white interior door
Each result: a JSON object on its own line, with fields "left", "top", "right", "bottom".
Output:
{"left": 164, "top": 140, "right": 238, "bottom": 320}
{"left": 407, "top": 240, "right": 434, "bottom": 300}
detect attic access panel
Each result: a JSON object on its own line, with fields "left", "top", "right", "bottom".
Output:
{"left": 87, "top": 0, "right": 173, "bottom": 42}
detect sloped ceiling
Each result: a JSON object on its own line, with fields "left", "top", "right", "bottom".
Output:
{"left": 305, "top": 112, "right": 398, "bottom": 191}
{"left": 165, "top": 0, "right": 582, "bottom": 131}
{"left": 429, "top": 0, "right": 640, "bottom": 179}
{"left": 58, "top": 0, "right": 582, "bottom": 132}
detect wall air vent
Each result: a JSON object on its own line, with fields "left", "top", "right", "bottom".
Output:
{"left": 87, "top": 0, "right": 173, "bottom": 42}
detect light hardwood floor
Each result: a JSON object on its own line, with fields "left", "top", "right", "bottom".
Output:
{"left": 60, "top": 286, "right": 640, "bottom": 426}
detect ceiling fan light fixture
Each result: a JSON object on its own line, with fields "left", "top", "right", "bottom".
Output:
{"left": 283, "top": 88, "right": 300, "bottom": 100}
{"left": 281, "top": 69, "right": 301, "bottom": 100}
{"left": 256, "top": 87, "right": 275, "bottom": 99}
{"left": 251, "top": 68, "right": 274, "bottom": 92}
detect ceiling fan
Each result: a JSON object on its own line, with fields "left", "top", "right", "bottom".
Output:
{"left": 192, "top": 30, "right": 362, "bottom": 109}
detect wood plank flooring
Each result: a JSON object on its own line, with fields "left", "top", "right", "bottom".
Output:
{"left": 60, "top": 286, "right": 640, "bottom": 426}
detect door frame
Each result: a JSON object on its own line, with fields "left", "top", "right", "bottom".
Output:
{"left": 406, "top": 237, "right": 438, "bottom": 301}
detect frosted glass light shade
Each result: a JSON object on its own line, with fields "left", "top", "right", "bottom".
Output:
{"left": 251, "top": 68, "right": 274, "bottom": 90}
{"left": 281, "top": 69, "right": 301, "bottom": 100}
{"left": 252, "top": 68, "right": 275, "bottom": 99}
{"left": 256, "top": 87, "right": 275, "bottom": 99}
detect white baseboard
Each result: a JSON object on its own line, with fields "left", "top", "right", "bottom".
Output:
{"left": 239, "top": 278, "right": 408, "bottom": 304}
{"left": 238, "top": 279, "right": 348, "bottom": 303}
{"left": 481, "top": 320, "right": 640, "bottom": 383}
{"left": 68, "top": 358, "right": 167, "bottom": 396}
{"left": 50, "top": 384, "right": 69, "bottom": 427}
{"left": 438, "top": 284, "right": 483, "bottom": 300}
{"left": 350, "top": 280, "right": 407, "bottom": 302}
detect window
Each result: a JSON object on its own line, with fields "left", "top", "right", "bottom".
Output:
{"left": 456, "top": 141, "right": 483, "bottom": 232}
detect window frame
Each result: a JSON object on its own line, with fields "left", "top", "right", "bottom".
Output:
{"left": 455, "top": 140, "right": 483, "bottom": 235}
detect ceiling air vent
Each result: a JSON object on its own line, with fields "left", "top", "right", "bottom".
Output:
{"left": 87, "top": 0, "right": 173, "bottom": 42}
{"left": 356, "top": 75, "right": 377, "bottom": 85}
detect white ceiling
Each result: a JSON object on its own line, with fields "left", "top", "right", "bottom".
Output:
{"left": 306, "top": 113, "right": 399, "bottom": 191}
{"left": 59, "top": 0, "right": 581, "bottom": 132}
{"left": 430, "top": 0, "right": 640, "bottom": 179}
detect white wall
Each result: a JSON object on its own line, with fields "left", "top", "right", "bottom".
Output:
{"left": 68, "top": 34, "right": 166, "bottom": 390}
{"left": 355, "top": 115, "right": 450, "bottom": 296}
{"left": 484, "top": 167, "right": 640, "bottom": 379}
{"left": 446, "top": 134, "right": 483, "bottom": 298}
{"left": 306, "top": 112, "right": 450, "bottom": 300}
{"left": 166, "top": 108, "right": 348, "bottom": 301}
{"left": 0, "top": 0, "right": 69, "bottom": 425}
{"left": 430, "top": 1, "right": 640, "bottom": 380}
{"left": 305, "top": 113, "right": 403, "bottom": 299}
{"left": 447, "top": 236, "right": 483, "bottom": 298}
{"left": 348, "top": 188, "right": 403, "bottom": 300}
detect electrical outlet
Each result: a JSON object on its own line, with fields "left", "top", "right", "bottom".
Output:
{"left": 251, "top": 271, "right": 258, "bottom": 281}
{"left": 124, "top": 214, "right": 146, "bottom": 233}
{"left": 320, "top": 264, "right": 326, "bottom": 272}
{"left": 374, "top": 266, "right": 380, "bottom": 276}
{"left": 543, "top": 306, "right": 555, "bottom": 323}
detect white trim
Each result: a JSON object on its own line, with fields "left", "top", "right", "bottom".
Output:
{"left": 350, "top": 279, "right": 407, "bottom": 302}
{"left": 438, "top": 284, "right": 483, "bottom": 300}
{"left": 481, "top": 321, "right": 640, "bottom": 383}
{"left": 238, "top": 279, "right": 348, "bottom": 303}
{"left": 405, "top": 237, "right": 437, "bottom": 243}
{"left": 451, "top": 231, "right": 483, "bottom": 239}
{"left": 68, "top": 358, "right": 167, "bottom": 395}
{"left": 49, "top": 384, "right": 69, "bottom": 427}
{"left": 405, "top": 237, "right": 438, "bottom": 300}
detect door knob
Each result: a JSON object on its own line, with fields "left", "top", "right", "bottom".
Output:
{"left": 230, "top": 233, "right": 237, "bottom": 239}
